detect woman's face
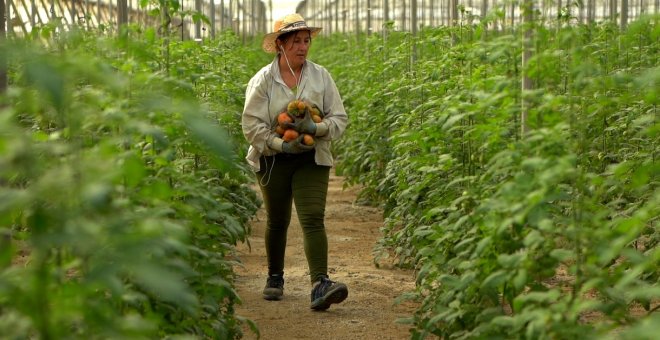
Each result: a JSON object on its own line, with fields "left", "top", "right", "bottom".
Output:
{"left": 278, "top": 31, "right": 312, "bottom": 67}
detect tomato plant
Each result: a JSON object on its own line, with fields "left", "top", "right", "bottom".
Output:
{"left": 314, "top": 13, "right": 659, "bottom": 339}
{"left": 0, "top": 24, "right": 260, "bottom": 339}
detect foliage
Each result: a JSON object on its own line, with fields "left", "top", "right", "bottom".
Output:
{"left": 314, "top": 15, "right": 659, "bottom": 339}
{"left": 0, "top": 23, "right": 260, "bottom": 339}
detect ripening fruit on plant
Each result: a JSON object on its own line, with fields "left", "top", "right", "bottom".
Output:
{"left": 275, "top": 125, "right": 286, "bottom": 136}
{"left": 302, "top": 134, "right": 315, "bottom": 146}
{"left": 282, "top": 129, "right": 299, "bottom": 142}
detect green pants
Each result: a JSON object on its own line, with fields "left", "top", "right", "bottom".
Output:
{"left": 256, "top": 151, "right": 330, "bottom": 283}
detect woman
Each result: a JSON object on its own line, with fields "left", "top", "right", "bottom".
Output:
{"left": 241, "top": 13, "right": 349, "bottom": 311}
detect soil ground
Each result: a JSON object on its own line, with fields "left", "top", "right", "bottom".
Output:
{"left": 234, "top": 170, "right": 418, "bottom": 340}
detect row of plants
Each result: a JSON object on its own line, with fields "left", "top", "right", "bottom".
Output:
{"left": 313, "top": 13, "right": 658, "bottom": 339}
{"left": 0, "top": 12, "right": 265, "bottom": 339}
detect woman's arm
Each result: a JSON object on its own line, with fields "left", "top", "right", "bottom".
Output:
{"left": 242, "top": 71, "right": 285, "bottom": 152}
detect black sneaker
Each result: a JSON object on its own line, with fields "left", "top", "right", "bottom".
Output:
{"left": 263, "top": 274, "right": 284, "bottom": 301}
{"left": 310, "top": 276, "right": 348, "bottom": 310}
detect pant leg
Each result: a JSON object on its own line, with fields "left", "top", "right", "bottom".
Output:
{"left": 256, "top": 155, "right": 294, "bottom": 276}
{"left": 291, "top": 152, "right": 331, "bottom": 283}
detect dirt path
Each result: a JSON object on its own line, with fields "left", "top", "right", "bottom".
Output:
{"left": 234, "top": 170, "right": 417, "bottom": 340}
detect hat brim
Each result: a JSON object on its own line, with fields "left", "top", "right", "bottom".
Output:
{"left": 262, "top": 27, "right": 322, "bottom": 53}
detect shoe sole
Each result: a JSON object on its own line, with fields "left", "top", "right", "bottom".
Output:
{"left": 263, "top": 294, "right": 283, "bottom": 301}
{"left": 310, "top": 283, "right": 348, "bottom": 311}
{"left": 263, "top": 288, "right": 283, "bottom": 301}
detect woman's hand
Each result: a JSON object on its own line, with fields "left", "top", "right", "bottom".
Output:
{"left": 282, "top": 135, "right": 314, "bottom": 154}
{"left": 286, "top": 110, "right": 317, "bottom": 135}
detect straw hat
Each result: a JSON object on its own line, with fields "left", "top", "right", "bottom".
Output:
{"left": 262, "top": 13, "right": 322, "bottom": 53}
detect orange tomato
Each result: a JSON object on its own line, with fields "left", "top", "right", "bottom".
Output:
{"left": 287, "top": 101, "right": 297, "bottom": 112}
{"left": 302, "top": 134, "right": 315, "bottom": 145}
{"left": 282, "top": 129, "right": 299, "bottom": 142}
{"left": 309, "top": 106, "right": 322, "bottom": 117}
{"left": 277, "top": 112, "right": 293, "bottom": 126}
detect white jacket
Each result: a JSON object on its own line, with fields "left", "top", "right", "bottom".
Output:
{"left": 242, "top": 57, "right": 348, "bottom": 172}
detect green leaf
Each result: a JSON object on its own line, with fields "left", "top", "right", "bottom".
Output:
{"left": 0, "top": 229, "right": 14, "bottom": 268}
{"left": 490, "top": 315, "right": 515, "bottom": 327}
{"left": 512, "top": 269, "right": 527, "bottom": 291}
{"left": 523, "top": 230, "right": 544, "bottom": 248}
{"left": 441, "top": 113, "right": 466, "bottom": 131}
{"left": 513, "top": 289, "right": 561, "bottom": 310}
{"left": 25, "top": 58, "right": 66, "bottom": 113}
{"left": 481, "top": 270, "right": 508, "bottom": 289}
{"left": 182, "top": 112, "right": 235, "bottom": 171}
{"left": 549, "top": 249, "right": 574, "bottom": 262}
{"left": 473, "top": 236, "right": 492, "bottom": 257}
{"left": 122, "top": 155, "right": 146, "bottom": 188}
{"left": 131, "top": 264, "right": 198, "bottom": 312}
{"left": 497, "top": 253, "right": 525, "bottom": 269}
{"left": 140, "top": 179, "right": 172, "bottom": 201}
{"left": 439, "top": 274, "right": 461, "bottom": 289}
{"left": 617, "top": 313, "right": 660, "bottom": 340}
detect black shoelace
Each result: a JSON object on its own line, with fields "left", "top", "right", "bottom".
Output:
{"left": 312, "top": 277, "right": 333, "bottom": 300}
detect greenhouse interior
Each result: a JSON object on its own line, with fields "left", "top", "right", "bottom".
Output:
{"left": 2, "top": 0, "right": 658, "bottom": 38}
{"left": 0, "top": 0, "right": 658, "bottom": 339}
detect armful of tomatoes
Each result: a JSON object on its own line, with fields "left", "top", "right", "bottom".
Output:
{"left": 274, "top": 100, "right": 324, "bottom": 147}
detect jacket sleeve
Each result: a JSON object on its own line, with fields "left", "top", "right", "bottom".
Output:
{"left": 316, "top": 68, "right": 348, "bottom": 141}
{"left": 242, "top": 72, "right": 285, "bottom": 153}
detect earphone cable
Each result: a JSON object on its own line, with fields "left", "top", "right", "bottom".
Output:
{"left": 280, "top": 45, "right": 303, "bottom": 99}
{"left": 259, "top": 155, "right": 276, "bottom": 187}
